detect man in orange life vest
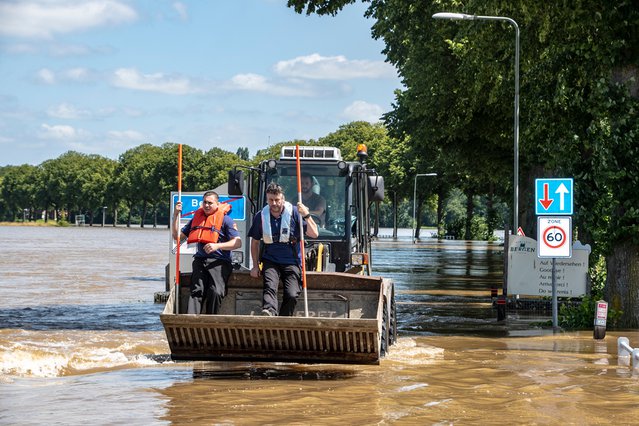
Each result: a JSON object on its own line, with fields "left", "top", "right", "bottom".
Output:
{"left": 248, "top": 182, "right": 318, "bottom": 316}
{"left": 172, "top": 191, "right": 241, "bottom": 314}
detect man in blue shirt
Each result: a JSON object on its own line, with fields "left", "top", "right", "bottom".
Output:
{"left": 172, "top": 191, "right": 241, "bottom": 314}
{"left": 248, "top": 182, "right": 318, "bottom": 316}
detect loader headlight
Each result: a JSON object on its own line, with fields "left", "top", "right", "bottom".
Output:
{"left": 350, "top": 252, "right": 369, "bottom": 266}
{"left": 231, "top": 250, "right": 244, "bottom": 265}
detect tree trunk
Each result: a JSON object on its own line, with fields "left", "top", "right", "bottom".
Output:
{"left": 415, "top": 196, "right": 423, "bottom": 239}
{"left": 464, "top": 188, "right": 474, "bottom": 240}
{"left": 486, "top": 183, "right": 496, "bottom": 240}
{"left": 141, "top": 201, "right": 148, "bottom": 228}
{"left": 436, "top": 190, "right": 445, "bottom": 238}
{"left": 127, "top": 202, "right": 133, "bottom": 227}
{"left": 605, "top": 239, "right": 639, "bottom": 328}
{"left": 392, "top": 191, "right": 398, "bottom": 239}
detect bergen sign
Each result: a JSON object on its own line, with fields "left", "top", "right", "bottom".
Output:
{"left": 537, "top": 216, "right": 572, "bottom": 258}
{"left": 171, "top": 194, "right": 246, "bottom": 221}
{"left": 535, "top": 178, "right": 573, "bottom": 215}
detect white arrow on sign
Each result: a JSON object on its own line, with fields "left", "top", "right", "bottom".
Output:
{"left": 555, "top": 183, "right": 569, "bottom": 211}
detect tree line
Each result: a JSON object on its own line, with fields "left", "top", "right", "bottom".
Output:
{"left": 0, "top": 144, "right": 248, "bottom": 227}
{"left": 0, "top": 122, "right": 500, "bottom": 236}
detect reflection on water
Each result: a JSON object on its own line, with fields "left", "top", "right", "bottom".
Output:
{"left": 1, "top": 226, "right": 639, "bottom": 424}
{"left": 192, "top": 363, "right": 359, "bottom": 380}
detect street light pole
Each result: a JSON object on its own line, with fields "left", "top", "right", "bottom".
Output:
{"left": 413, "top": 173, "right": 438, "bottom": 243}
{"left": 433, "top": 12, "right": 520, "bottom": 232}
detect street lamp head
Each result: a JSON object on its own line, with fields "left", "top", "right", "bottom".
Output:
{"left": 432, "top": 12, "right": 475, "bottom": 20}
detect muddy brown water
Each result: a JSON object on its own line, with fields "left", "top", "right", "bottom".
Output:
{"left": 1, "top": 226, "right": 638, "bottom": 425}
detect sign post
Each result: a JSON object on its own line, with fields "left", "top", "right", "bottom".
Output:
{"left": 535, "top": 178, "right": 573, "bottom": 332}
{"left": 594, "top": 300, "right": 608, "bottom": 340}
{"left": 537, "top": 216, "right": 572, "bottom": 330}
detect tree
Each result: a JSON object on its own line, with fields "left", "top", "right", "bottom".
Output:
{"left": 287, "top": 0, "right": 639, "bottom": 326}
{"left": 0, "top": 164, "right": 40, "bottom": 221}
{"left": 116, "top": 144, "right": 164, "bottom": 227}
{"left": 236, "top": 147, "right": 250, "bottom": 161}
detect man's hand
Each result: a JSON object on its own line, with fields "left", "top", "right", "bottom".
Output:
{"left": 204, "top": 243, "right": 218, "bottom": 254}
{"left": 297, "top": 202, "right": 310, "bottom": 217}
{"left": 174, "top": 201, "right": 183, "bottom": 217}
{"left": 250, "top": 265, "right": 261, "bottom": 278}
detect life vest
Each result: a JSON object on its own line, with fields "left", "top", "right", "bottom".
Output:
{"left": 186, "top": 203, "right": 231, "bottom": 244}
{"left": 261, "top": 202, "right": 293, "bottom": 244}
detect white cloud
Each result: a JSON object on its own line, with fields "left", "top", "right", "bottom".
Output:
{"left": 0, "top": 0, "right": 137, "bottom": 39}
{"left": 342, "top": 100, "right": 385, "bottom": 122}
{"left": 122, "top": 107, "right": 145, "bottom": 117}
{"left": 228, "top": 73, "right": 315, "bottom": 97}
{"left": 0, "top": 135, "right": 15, "bottom": 145}
{"left": 2, "top": 43, "right": 38, "bottom": 54}
{"left": 35, "top": 67, "right": 97, "bottom": 85}
{"left": 47, "top": 103, "right": 92, "bottom": 119}
{"left": 49, "top": 44, "right": 92, "bottom": 56}
{"left": 107, "top": 130, "right": 146, "bottom": 142}
{"left": 111, "top": 68, "right": 198, "bottom": 95}
{"left": 63, "top": 67, "right": 94, "bottom": 82}
{"left": 275, "top": 54, "right": 397, "bottom": 80}
{"left": 37, "top": 68, "right": 56, "bottom": 84}
{"left": 39, "top": 123, "right": 89, "bottom": 140}
{"left": 173, "top": 2, "right": 188, "bottom": 21}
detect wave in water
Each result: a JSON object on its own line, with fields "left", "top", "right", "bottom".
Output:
{"left": 0, "top": 329, "right": 170, "bottom": 379}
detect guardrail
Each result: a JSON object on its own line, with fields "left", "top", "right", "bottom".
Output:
{"left": 617, "top": 337, "right": 639, "bottom": 369}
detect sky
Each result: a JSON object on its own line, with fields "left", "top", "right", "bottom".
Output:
{"left": 0, "top": 0, "right": 402, "bottom": 166}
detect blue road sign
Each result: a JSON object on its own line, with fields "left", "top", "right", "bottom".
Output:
{"left": 172, "top": 194, "right": 246, "bottom": 221}
{"left": 535, "top": 178, "right": 573, "bottom": 215}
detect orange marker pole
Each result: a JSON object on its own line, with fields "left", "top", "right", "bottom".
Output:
{"left": 175, "top": 144, "right": 183, "bottom": 314}
{"left": 296, "top": 145, "right": 309, "bottom": 317}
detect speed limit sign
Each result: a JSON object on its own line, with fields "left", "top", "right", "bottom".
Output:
{"left": 537, "top": 217, "right": 572, "bottom": 258}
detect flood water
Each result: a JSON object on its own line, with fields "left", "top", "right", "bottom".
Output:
{"left": 1, "top": 225, "right": 638, "bottom": 425}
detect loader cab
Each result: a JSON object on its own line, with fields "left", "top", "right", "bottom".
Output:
{"left": 264, "top": 160, "right": 348, "bottom": 240}
{"left": 229, "top": 145, "right": 384, "bottom": 274}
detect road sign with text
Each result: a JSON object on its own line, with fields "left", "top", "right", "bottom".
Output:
{"left": 535, "top": 178, "right": 573, "bottom": 215}
{"left": 537, "top": 216, "right": 572, "bottom": 258}
{"left": 171, "top": 194, "right": 246, "bottom": 221}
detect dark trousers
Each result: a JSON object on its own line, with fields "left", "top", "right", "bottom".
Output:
{"left": 261, "top": 259, "right": 301, "bottom": 316}
{"left": 188, "top": 257, "right": 232, "bottom": 314}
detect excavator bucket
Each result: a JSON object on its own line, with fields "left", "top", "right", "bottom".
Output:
{"left": 160, "top": 271, "right": 395, "bottom": 365}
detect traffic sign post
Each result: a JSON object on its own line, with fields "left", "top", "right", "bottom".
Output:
{"left": 535, "top": 178, "right": 573, "bottom": 215}
{"left": 537, "top": 216, "right": 572, "bottom": 331}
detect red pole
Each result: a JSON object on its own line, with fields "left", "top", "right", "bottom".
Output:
{"left": 296, "top": 145, "right": 309, "bottom": 317}
{"left": 175, "top": 144, "right": 182, "bottom": 314}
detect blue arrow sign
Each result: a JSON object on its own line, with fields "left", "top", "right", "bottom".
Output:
{"left": 535, "top": 178, "right": 573, "bottom": 215}
{"left": 172, "top": 194, "right": 246, "bottom": 221}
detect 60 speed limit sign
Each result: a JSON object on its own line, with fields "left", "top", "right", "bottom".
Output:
{"left": 537, "top": 217, "right": 572, "bottom": 258}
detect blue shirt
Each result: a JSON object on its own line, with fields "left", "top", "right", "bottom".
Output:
{"left": 248, "top": 206, "right": 307, "bottom": 265}
{"left": 182, "top": 214, "right": 240, "bottom": 262}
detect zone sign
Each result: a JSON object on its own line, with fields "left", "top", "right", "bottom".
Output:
{"left": 537, "top": 216, "right": 572, "bottom": 258}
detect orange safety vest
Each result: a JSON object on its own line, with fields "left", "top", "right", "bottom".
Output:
{"left": 186, "top": 203, "right": 231, "bottom": 244}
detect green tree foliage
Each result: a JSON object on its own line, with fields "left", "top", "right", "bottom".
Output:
{"left": 0, "top": 164, "right": 40, "bottom": 221}
{"left": 287, "top": 0, "right": 639, "bottom": 326}
{"left": 0, "top": 143, "right": 250, "bottom": 227}
{"left": 236, "top": 147, "right": 250, "bottom": 161}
